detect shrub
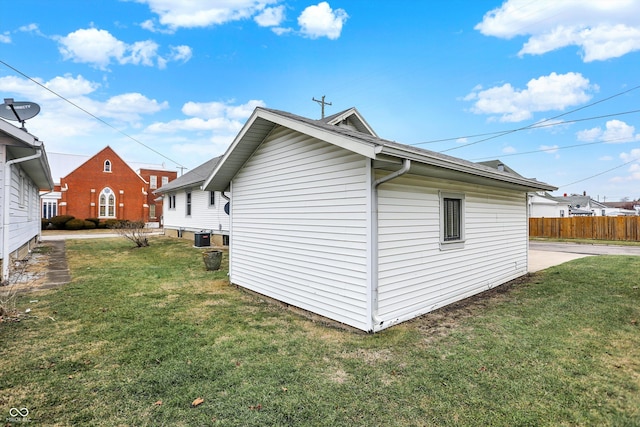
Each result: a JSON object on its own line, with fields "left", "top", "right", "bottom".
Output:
{"left": 85, "top": 218, "right": 100, "bottom": 227}
{"left": 83, "top": 220, "right": 97, "bottom": 229}
{"left": 65, "top": 219, "right": 85, "bottom": 230}
{"left": 41, "top": 218, "right": 50, "bottom": 230}
{"left": 110, "top": 220, "right": 150, "bottom": 247}
{"left": 50, "top": 215, "right": 74, "bottom": 229}
{"left": 102, "top": 219, "right": 120, "bottom": 229}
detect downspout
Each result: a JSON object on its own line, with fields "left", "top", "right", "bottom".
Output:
{"left": 371, "top": 158, "right": 410, "bottom": 330}
{"left": 2, "top": 149, "right": 43, "bottom": 282}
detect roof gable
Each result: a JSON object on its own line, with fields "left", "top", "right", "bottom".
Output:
{"left": 322, "top": 107, "right": 377, "bottom": 137}
{"left": 62, "top": 146, "right": 145, "bottom": 184}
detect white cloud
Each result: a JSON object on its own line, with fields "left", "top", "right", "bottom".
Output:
{"left": 135, "top": 0, "right": 279, "bottom": 31}
{"left": 576, "top": 119, "right": 640, "bottom": 143}
{"left": 502, "top": 146, "right": 516, "bottom": 154}
{"left": 298, "top": 2, "right": 348, "bottom": 40}
{"left": 56, "top": 28, "right": 192, "bottom": 70}
{"left": 476, "top": 0, "right": 640, "bottom": 62}
{"left": 57, "top": 28, "right": 127, "bottom": 69}
{"left": 254, "top": 5, "right": 286, "bottom": 27}
{"left": 168, "top": 45, "right": 193, "bottom": 62}
{"left": 611, "top": 149, "right": 640, "bottom": 182}
{"left": 599, "top": 155, "right": 613, "bottom": 161}
{"left": 147, "top": 99, "right": 265, "bottom": 134}
{"left": 465, "top": 72, "right": 596, "bottom": 122}
{"left": 0, "top": 33, "right": 11, "bottom": 43}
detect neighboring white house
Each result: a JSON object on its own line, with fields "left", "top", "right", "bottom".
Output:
{"left": 203, "top": 107, "right": 556, "bottom": 332}
{"left": 528, "top": 192, "right": 568, "bottom": 218}
{"left": 154, "top": 156, "right": 229, "bottom": 246}
{"left": 528, "top": 192, "right": 636, "bottom": 217}
{"left": 1, "top": 119, "right": 53, "bottom": 282}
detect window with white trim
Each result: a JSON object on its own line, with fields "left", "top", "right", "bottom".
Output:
{"left": 161, "top": 176, "right": 169, "bottom": 186}
{"left": 209, "top": 191, "right": 215, "bottom": 207}
{"left": 168, "top": 194, "right": 176, "bottom": 209}
{"left": 186, "top": 191, "right": 192, "bottom": 216}
{"left": 104, "top": 160, "right": 112, "bottom": 172}
{"left": 440, "top": 192, "right": 465, "bottom": 249}
{"left": 99, "top": 187, "right": 116, "bottom": 217}
{"left": 150, "top": 175, "right": 157, "bottom": 189}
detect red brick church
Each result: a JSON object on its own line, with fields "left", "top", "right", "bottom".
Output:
{"left": 52, "top": 146, "right": 176, "bottom": 224}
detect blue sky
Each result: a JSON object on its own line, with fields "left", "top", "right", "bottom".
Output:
{"left": 2, "top": 0, "right": 640, "bottom": 201}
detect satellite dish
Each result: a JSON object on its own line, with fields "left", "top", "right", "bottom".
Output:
{"left": 0, "top": 99, "right": 41, "bottom": 124}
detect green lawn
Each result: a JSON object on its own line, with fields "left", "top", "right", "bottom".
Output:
{"left": 1, "top": 236, "right": 639, "bottom": 426}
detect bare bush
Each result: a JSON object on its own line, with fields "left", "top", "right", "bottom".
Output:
{"left": 109, "top": 220, "right": 150, "bottom": 247}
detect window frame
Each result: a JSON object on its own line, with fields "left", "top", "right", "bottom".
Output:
{"left": 439, "top": 191, "right": 465, "bottom": 250}
{"left": 150, "top": 175, "right": 157, "bottom": 190}
{"left": 185, "top": 191, "right": 192, "bottom": 216}
{"left": 209, "top": 191, "right": 215, "bottom": 207}
{"left": 104, "top": 160, "right": 112, "bottom": 172}
{"left": 99, "top": 187, "right": 116, "bottom": 218}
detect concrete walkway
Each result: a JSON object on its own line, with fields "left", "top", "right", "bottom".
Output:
{"left": 528, "top": 241, "right": 640, "bottom": 273}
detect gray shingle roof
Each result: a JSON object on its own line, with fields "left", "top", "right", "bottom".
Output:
{"left": 154, "top": 156, "right": 222, "bottom": 193}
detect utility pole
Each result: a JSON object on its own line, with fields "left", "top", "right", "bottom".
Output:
{"left": 177, "top": 166, "right": 188, "bottom": 176}
{"left": 312, "top": 95, "right": 332, "bottom": 119}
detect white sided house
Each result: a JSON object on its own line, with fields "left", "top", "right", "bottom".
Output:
{"left": 1, "top": 119, "right": 53, "bottom": 282}
{"left": 203, "top": 107, "right": 556, "bottom": 332}
{"left": 154, "top": 156, "right": 229, "bottom": 246}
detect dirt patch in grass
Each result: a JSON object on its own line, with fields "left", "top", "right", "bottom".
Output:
{"left": 409, "top": 274, "right": 535, "bottom": 344}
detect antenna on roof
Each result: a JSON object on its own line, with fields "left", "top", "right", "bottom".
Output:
{"left": 0, "top": 98, "right": 41, "bottom": 131}
{"left": 312, "top": 95, "right": 332, "bottom": 119}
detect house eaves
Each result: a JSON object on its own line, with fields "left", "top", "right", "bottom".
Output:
{"left": 0, "top": 119, "right": 54, "bottom": 190}
{"left": 379, "top": 142, "right": 556, "bottom": 192}
{"left": 155, "top": 156, "right": 222, "bottom": 194}
{"left": 204, "top": 107, "right": 382, "bottom": 191}
{"left": 203, "top": 107, "right": 557, "bottom": 193}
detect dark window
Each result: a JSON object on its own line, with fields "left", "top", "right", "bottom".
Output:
{"left": 209, "top": 191, "right": 215, "bottom": 206}
{"left": 443, "top": 198, "right": 462, "bottom": 241}
{"left": 186, "top": 192, "right": 192, "bottom": 216}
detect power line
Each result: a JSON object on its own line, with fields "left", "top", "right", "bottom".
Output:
{"left": 471, "top": 135, "right": 635, "bottom": 161}
{"left": 560, "top": 156, "right": 640, "bottom": 188}
{"left": 0, "top": 60, "right": 186, "bottom": 168}
{"left": 411, "top": 108, "right": 640, "bottom": 146}
{"left": 438, "top": 83, "right": 640, "bottom": 153}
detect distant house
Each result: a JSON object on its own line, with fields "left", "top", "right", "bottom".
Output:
{"left": 154, "top": 156, "right": 229, "bottom": 246}
{"left": 1, "top": 119, "right": 54, "bottom": 282}
{"left": 203, "top": 107, "right": 556, "bottom": 332}
{"left": 47, "top": 146, "right": 176, "bottom": 225}
{"left": 527, "top": 192, "right": 636, "bottom": 217}
{"left": 528, "top": 192, "right": 568, "bottom": 217}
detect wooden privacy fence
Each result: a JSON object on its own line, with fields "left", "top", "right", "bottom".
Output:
{"left": 529, "top": 216, "right": 640, "bottom": 241}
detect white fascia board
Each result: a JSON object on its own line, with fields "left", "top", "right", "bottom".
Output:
{"left": 202, "top": 109, "right": 263, "bottom": 191}
{"left": 258, "top": 109, "right": 379, "bottom": 159}
{"left": 0, "top": 119, "right": 38, "bottom": 146}
{"left": 380, "top": 144, "right": 557, "bottom": 191}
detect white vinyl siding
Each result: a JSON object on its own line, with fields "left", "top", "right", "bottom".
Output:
{"left": 162, "top": 189, "right": 229, "bottom": 233}
{"left": 376, "top": 174, "right": 528, "bottom": 326}
{"left": 2, "top": 163, "right": 42, "bottom": 259}
{"left": 230, "top": 126, "right": 371, "bottom": 331}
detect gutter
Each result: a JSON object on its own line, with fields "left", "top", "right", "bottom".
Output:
{"left": 370, "top": 158, "right": 411, "bottom": 330}
{"left": 2, "top": 149, "right": 43, "bottom": 282}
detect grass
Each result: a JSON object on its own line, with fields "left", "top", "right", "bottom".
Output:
{"left": 1, "top": 236, "right": 639, "bottom": 426}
